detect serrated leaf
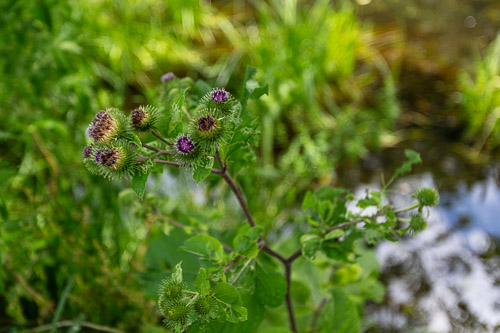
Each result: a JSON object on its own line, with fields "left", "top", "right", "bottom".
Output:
{"left": 182, "top": 234, "right": 224, "bottom": 262}
{"left": 131, "top": 170, "right": 150, "bottom": 200}
{"left": 331, "top": 288, "right": 360, "bottom": 333}
{"left": 255, "top": 263, "right": 287, "bottom": 308}
{"left": 386, "top": 150, "right": 421, "bottom": 187}
{"left": 192, "top": 156, "right": 214, "bottom": 183}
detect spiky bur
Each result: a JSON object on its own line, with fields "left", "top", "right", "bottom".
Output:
{"left": 84, "top": 140, "right": 140, "bottom": 179}
{"left": 161, "top": 300, "right": 195, "bottom": 332}
{"left": 174, "top": 134, "right": 200, "bottom": 166}
{"left": 158, "top": 277, "right": 185, "bottom": 309}
{"left": 409, "top": 214, "right": 427, "bottom": 233}
{"left": 199, "top": 88, "right": 237, "bottom": 114}
{"left": 130, "top": 105, "right": 160, "bottom": 131}
{"left": 190, "top": 110, "right": 227, "bottom": 152}
{"left": 87, "top": 108, "right": 130, "bottom": 143}
{"left": 413, "top": 187, "right": 440, "bottom": 207}
{"left": 194, "top": 296, "right": 218, "bottom": 322}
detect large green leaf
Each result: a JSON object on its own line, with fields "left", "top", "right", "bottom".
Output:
{"left": 182, "top": 234, "right": 224, "bottom": 262}
{"left": 255, "top": 262, "right": 287, "bottom": 308}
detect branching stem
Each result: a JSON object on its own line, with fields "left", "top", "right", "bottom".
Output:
{"left": 150, "top": 139, "right": 421, "bottom": 333}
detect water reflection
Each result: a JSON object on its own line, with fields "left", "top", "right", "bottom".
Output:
{"left": 366, "top": 172, "right": 500, "bottom": 331}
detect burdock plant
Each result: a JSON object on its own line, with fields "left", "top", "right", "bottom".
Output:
{"left": 83, "top": 67, "right": 439, "bottom": 333}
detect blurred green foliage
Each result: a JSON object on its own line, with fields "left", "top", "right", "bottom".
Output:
{"left": 459, "top": 33, "right": 500, "bottom": 151}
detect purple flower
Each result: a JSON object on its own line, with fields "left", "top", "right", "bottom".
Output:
{"left": 82, "top": 145, "right": 93, "bottom": 159}
{"left": 197, "top": 115, "right": 217, "bottom": 133}
{"left": 95, "top": 148, "right": 121, "bottom": 168}
{"left": 210, "top": 88, "right": 228, "bottom": 104}
{"left": 88, "top": 110, "right": 118, "bottom": 142}
{"left": 176, "top": 135, "right": 195, "bottom": 154}
{"left": 131, "top": 108, "right": 148, "bottom": 127}
{"left": 161, "top": 72, "right": 175, "bottom": 83}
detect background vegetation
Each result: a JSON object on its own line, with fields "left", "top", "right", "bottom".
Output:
{"left": 1, "top": 0, "right": 498, "bottom": 332}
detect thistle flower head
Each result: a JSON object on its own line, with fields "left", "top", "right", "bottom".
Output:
{"left": 210, "top": 88, "right": 228, "bottom": 104}
{"left": 95, "top": 148, "right": 124, "bottom": 169}
{"left": 176, "top": 135, "right": 196, "bottom": 154}
{"left": 197, "top": 115, "right": 218, "bottom": 133}
{"left": 199, "top": 88, "right": 237, "bottom": 115}
{"left": 130, "top": 105, "right": 160, "bottom": 131}
{"left": 88, "top": 110, "right": 118, "bottom": 142}
{"left": 161, "top": 72, "right": 175, "bottom": 83}
{"left": 190, "top": 110, "right": 226, "bottom": 152}
{"left": 87, "top": 108, "right": 130, "bottom": 143}
{"left": 82, "top": 145, "right": 93, "bottom": 159}
{"left": 83, "top": 140, "right": 141, "bottom": 179}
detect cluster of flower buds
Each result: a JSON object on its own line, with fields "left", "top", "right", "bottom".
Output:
{"left": 83, "top": 106, "right": 160, "bottom": 179}
{"left": 174, "top": 87, "right": 236, "bottom": 165}
{"left": 158, "top": 268, "right": 219, "bottom": 331}
{"left": 83, "top": 82, "right": 237, "bottom": 179}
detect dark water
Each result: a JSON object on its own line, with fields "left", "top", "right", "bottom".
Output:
{"left": 346, "top": 1, "right": 500, "bottom": 329}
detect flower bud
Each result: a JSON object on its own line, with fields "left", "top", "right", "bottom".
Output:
{"left": 161, "top": 300, "right": 194, "bottom": 331}
{"left": 410, "top": 214, "right": 427, "bottom": 233}
{"left": 413, "top": 187, "right": 440, "bottom": 207}
{"left": 130, "top": 105, "right": 160, "bottom": 131}
{"left": 194, "top": 296, "right": 218, "bottom": 322}
{"left": 190, "top": 110, "right": 226, "bottom": 152}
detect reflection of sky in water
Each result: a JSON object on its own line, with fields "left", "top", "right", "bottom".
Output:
{"left": 361, "top": 172, "right": 500, "bottom": 332}
{"left": 440, "top": 177, "right": 500, "bottom": 240}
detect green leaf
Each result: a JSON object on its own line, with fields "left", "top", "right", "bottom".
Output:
{"left": 192, "top": 156, "right": 214, "bottom": 183}
{"left": 325, "top": 229, "right": 344, "bottom": 240}
{"left": 240, "top": 66, "right": 258, "bottom": 110}
{"left": 233, "top": 225, "right": 263, "bottom": 258}
{"left": 182, "top": 234, "right": 224, "bottom": 262}
{"left": 131, "top": 170, "right": 150, "bottom": 200}
{"left": 196, "top": 268, "right": 211, "bottom": 296}
{"left": 300, "top": 234, "right": 322, "bottom": 260}
{"left": 255, "top": 263, "right": 287, "bottom": 308}
{"left": 214, "top": 282, "right": 241, "bottom": 305}
{"left": 129, "top": 133, "right": 142, "bottom": 147}
{"left": 302, "top": 191, "right": 315, "bottom": 212}
{"left": 386, "top": 150, "right": 421, "bottom": 187}
{"left": 331, "top": 289, "right": 360, "bottom": 333}
{"left": 214, "top": 282, "right": 247, "bottom": 323}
